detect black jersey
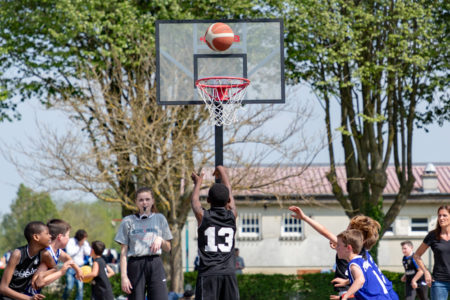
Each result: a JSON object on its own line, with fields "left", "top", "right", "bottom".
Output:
{"left": 91, "top": 257, "right": 114, "bottom": 300}
{"left": 402, "top": 254, "right": 426, "bottom": 284}
{"left": 8, "top": 246, "right": 41, "bottom": 295}
{"left": 197, "top": 207, "right": 236, "bottom": 276}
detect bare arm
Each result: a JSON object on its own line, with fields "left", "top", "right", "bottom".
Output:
{"left": 215, "top": 165, "right": 237, "bottom": 218}
{"left": 289, "top": 206, "right": 337, "bottom": 244}
{"left": 413, "top": 243, "right": 432, "bottom": 287}
{"left": 410, "top": 268, "right": 424, "bottom": 289}
{"left": 35, "top": 261, "right": 71, "bottom": 288}
{"left": 341, "top": 264, "right": 365, "bottom": 300}
{"left": 83, "top": 261, "right": 99, "bottom": 281}
{"left": 59, "top": 252, "right": 83, "bottom": 280}
{"left": 191, "top": 171, "right": 204, "bottom": 223}
{"left": 150, "top": 236, "right": 171, "bottom": 253}
{"left": 119, "top": 244, "right": 133, "bottom": 294}
{"left": 106, "top": 264, "right": 115, "bottom": 278}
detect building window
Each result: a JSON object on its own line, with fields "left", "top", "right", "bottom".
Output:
{"left": 410, "top": 218, "right": 428, "bottom": 235}
{"left": 280, "top": 213, "right": 303, "bottom": 240}
{"left": 384, "top": 222, "right": 394, "bottom": 236}
{"left": 237, "top": 213, "right": 261, "bottom": 240}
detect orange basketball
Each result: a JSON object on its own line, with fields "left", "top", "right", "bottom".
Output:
{"left": 204, "top": 23, "right": 234, "bottom": 52}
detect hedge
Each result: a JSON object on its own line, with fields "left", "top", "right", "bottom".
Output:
{"left": 0, "top": 268, "right": 409, "bottom": 299}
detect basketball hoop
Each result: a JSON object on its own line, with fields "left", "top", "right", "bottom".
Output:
{"left": 195, "top": 77, "right": 250, "bottom": 126}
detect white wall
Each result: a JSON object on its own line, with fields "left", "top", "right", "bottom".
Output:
{"left": 181, "top": 201, "right": 442, "bottom": 274}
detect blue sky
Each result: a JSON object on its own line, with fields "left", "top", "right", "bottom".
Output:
{"left": 1, "top": 96, "right": 449, "bottom": 217}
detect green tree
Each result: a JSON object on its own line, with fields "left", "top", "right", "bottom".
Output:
{"left": 0, "top": 184, "right": 59, "bottom": 254}
{"left": 58, "top": 200, "right": 122, "bottom": 251}
{"left": 280, "top": 0, "right": 448, "bottom": 258}
{"left": 0, "top": 0, "right": 261, "bottom": 291}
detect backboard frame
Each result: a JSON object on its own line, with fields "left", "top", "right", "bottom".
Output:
{"left": 155, "top": 18, "right": 285, "bottom": 106}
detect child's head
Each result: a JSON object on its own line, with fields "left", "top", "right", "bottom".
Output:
{"left": 74, "top": 229, "right": 88, "bottom": 242}
{"left": 24, "top": 221, "right": 50, "bottom": 246}
{"left": 91, "top": 240, "right": 106, "bottom": 256}
{"left": 400, "top": 240, "right": 414, "bottom": 256}
{"left": 47, "top": 219, "right": 71, "bottom": 242}
{"left": 348, "top": 215, "right": 380, "bottom": 250}
{"left": 336, "top": 229, "right": 364, "bottom": 260}
{"left": 207, "top": 183, "right": 230, "bottom": 207}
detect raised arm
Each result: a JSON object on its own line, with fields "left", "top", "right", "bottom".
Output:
{"left": 289, "top": 206, "right": 337, "bottom": 244}
{"left": 413, "top": 243, "right": 432, "bottom": 287}
{"left": 191, "top": 171, "right": 204, "bottom": 223}
{"left": 214, "top": 165, "right": 237, "bottom": 218}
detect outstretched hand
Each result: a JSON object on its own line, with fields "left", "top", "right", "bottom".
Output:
{"left": 331, "top": 277, "right": 349, "bottom": 287}
{"left": 289, "top": 206, "right": 307, "bottom": 220}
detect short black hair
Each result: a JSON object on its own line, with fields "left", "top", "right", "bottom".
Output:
{"left": 47, "top": 219, "right": 71, "bottom": 241}
{"left": 208, "top": 183, "right": 230, "bottom": 207}
{"left": 91, "top": 240, "right": 105, "bottom": 256}
{"left": 74, "top": 229, "right": 88, "bottom": 241}
{"left": 24, "top": 221, "right": 47, "bottom": 243}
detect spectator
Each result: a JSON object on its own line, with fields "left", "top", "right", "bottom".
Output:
{"left": 62, "top": 229, "right": 91, "bottom": 300}
{"left": 235, "top": 248, "right": 245, "bottom": 274}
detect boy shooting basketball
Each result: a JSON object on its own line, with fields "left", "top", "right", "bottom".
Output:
{"left": 191, "top": 165, "right": 239, "bottom": 300}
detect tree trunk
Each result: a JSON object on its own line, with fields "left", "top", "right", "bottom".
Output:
{"left": 169, "top": 224, "right": 184, "bottom": 293}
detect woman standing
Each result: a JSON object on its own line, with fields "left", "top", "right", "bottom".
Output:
{"left": 414, "top": 205, "right": 450, "bottom": 300}
{"left": 115, "top": 187, "right": 173, "bottom": 300}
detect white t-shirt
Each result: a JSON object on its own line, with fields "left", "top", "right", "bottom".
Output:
{"left": 65, "top": 237, "right": 91, "bottom": 266}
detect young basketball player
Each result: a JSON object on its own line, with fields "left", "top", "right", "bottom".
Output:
{"left": 400, "top": 240, "right": 428, "bottom": 300}
{"left": 0, "top": 221, "right": 51, "bottom": 300}
{"left": 289, "top": 206, "right": 399, "bottom": 300}
{"left": 33, "top": 219, "right": 83, "bottom": 289}
{"left": 82, "top": 240, "right": 115, "bottom": 300}
{"left": 331, "top": 229, "right": 391, "bottom": 300}
{"left": 191, "top": 165, "right": 239, "bottom": 300}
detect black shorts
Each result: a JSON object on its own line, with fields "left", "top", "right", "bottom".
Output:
{"left": 195, "top": 274, "right": 239, "bottom": 300}
{"left": 405, "top": 282, "right": 429, "bottom": 300}
{"left": 127, "top": 255, "right": 168, "bottom": 300}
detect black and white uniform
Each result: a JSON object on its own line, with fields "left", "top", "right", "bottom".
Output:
{"left": 196, "top": 207, "right": 239, "bottom": 300}
{"left": 402, "top": 254, "right": 428, "bottom": 300}
{"left": 115, "top": 213, "right": 173, "bottom": 300}
{"left": 0, "top": 246, "right": 41, "bottom": 300}
{"left": 91, "top": 257, "right": 114, "bottom": 300}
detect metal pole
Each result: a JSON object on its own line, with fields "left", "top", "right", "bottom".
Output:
{"left": 215, "top": 124, "right": 223, "bottom": 167}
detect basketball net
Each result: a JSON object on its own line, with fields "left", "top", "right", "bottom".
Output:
{"left": 196, "top": 77, "right": 250, "bottom": 126}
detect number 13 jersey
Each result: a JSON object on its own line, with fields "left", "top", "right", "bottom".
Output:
{"left": 197, "top": 207, "right": 236, "bottom": 276}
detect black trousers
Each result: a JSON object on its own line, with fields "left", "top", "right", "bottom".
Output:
{"left": 195, "top": 274, "right": 239, "bottom": 300}
{"left": 127, "top": 255, "right": 168, "bottom": 300}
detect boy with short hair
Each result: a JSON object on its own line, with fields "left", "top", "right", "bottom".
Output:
{"left": 191, "top": 165, "right": 239, "bottom": 300}
{"left": 401, "top": 240, "right": 428, "bottom": 300}
{"left": 0, "top": 221, "right": 51, "bottom": 300}
{"left": 33, "top": 219, "right": 83, "bottom": 289}
{"left": 82, "top": 240, "right": 115, "bottom": 300}
{"left": 332, "top": 229, "right": 391, "bottom": 300}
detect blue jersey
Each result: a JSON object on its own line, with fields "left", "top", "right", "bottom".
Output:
{"left": 347, "top": 255, "right": 391, "bottom": 300}
{"left": 365, "top": 250, "right": 399, "bottom": 300}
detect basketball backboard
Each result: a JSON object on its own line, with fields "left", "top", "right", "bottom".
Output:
{"left": 156, "top": 19, "right": 285, "bottom": 105}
